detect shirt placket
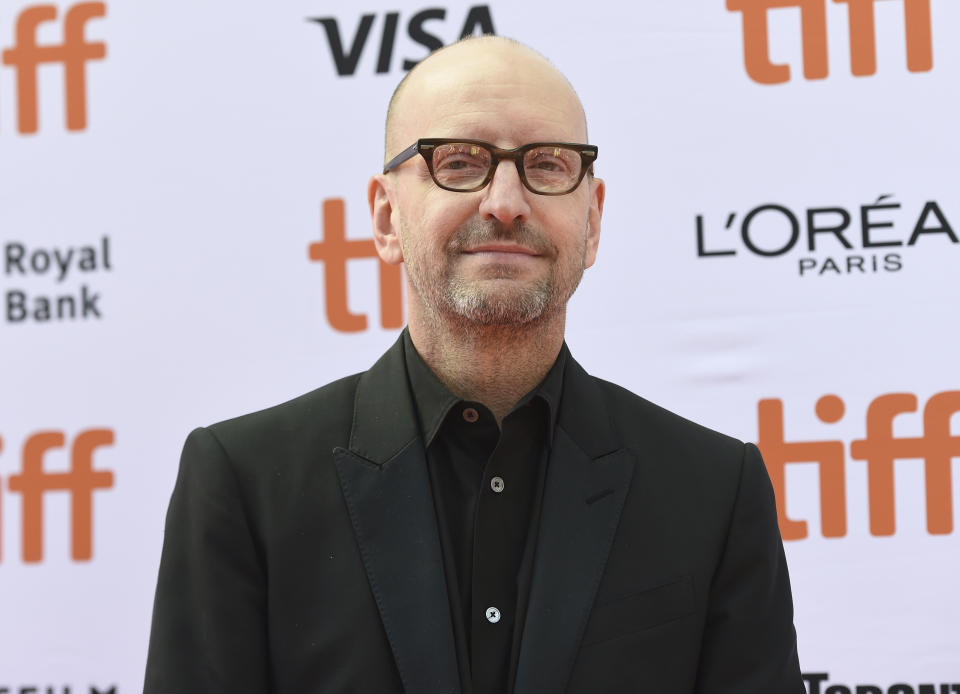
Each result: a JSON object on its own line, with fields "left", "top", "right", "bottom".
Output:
{"left": 468, "top": 407, "right": 539, "bottom": 694}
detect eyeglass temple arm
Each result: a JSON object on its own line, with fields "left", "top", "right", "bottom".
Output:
{"left": 383, "top": 141, "right": 422, "bottom": 174}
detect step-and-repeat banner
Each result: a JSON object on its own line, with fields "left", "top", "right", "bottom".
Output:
{"left": 1, "top": 0, "right": 957, "bottom": 691}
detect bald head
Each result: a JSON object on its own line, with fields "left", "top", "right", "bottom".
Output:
{"left": 383, "top": 36, "right": 588, "bottom": 163}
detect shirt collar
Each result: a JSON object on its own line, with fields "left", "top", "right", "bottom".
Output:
{"left": 401, "top": 328, "right": 567, "bottom": 446}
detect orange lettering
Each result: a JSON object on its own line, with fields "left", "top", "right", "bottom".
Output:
{"left": 10, "top": 431, "right": 65, "bottom": 561}
{"left": 729, "top": 0, "right": 932, "bottom": 83}
{"left": 758, "top": 396, "right": 847, "bottom": 540}
{"left": 850, "top": 391, "right": 959, "bottom": 535}
{"left": 921, "top": 392, "right": 960, "bottom": 533}
{"left": 1, "top": 2, "right": 106, "bottom": 134}
{"left": 7, "top": 428, "right": 114, "bottom": 562}
{"left": 834, "top": 0, "right": 933, "bottom": 76}
{"left": 69, "top": 428, "right": 115, "bottom": 559}
{"left": 727, "top": 0, "right": 828, "bottom": 84}
{"left": 308, "top": 198, "right": 404, "bottom": 332}
{"left": 902, "top": 0, "right": 933, "bottom": 71}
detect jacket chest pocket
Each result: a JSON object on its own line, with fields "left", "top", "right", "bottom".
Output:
{"left": 581, "top": 574, "right": 695, "bottom": 647}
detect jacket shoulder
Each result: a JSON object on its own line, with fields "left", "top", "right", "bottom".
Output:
{"left": 591, "top": 376, "right": 747, "bottom": 464}
{"left": 202, "top": 372, "right": 362, "bottom": 462}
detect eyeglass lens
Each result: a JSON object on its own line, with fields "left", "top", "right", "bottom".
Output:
{"left": 430, "top": 143, "right": 584, "bottom": 194}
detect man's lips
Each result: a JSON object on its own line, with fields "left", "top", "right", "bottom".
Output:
{"left": 462, "top": 244, "right": 540, "bottom": 256}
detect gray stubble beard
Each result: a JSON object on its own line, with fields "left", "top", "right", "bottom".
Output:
{"left": 403, "top": 218, "right": 587, "bottom": 330}
{"left": 444, "top": 272, "right": 554, "bottom": 326}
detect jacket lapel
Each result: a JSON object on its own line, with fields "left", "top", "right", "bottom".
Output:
{"left": 334, "top": 336, "right": 460, "bottom": 694}
{"left": 514, "top": 356, "right": 635, "bottom": 694}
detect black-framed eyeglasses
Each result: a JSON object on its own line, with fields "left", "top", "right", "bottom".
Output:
{"left": 382, "top": 138, "right": 598, "bottom": 196}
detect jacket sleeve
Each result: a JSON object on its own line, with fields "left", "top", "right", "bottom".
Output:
{"left": 143, "top": 427, "right": 269, "bottom": 694}
{"left": 693, "top": 442, "right": 805, "bottom": 694}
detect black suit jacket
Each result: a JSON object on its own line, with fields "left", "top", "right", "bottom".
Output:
{"left": 144, "top": 336, "right": 803, "bottom": 693}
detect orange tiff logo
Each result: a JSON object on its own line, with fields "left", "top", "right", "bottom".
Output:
{"left": 726, "top": 0, "right": 933, "bottom": 84}
{"left": 758, "top": 391, "right": 960, "bottom": 540}
{"left": 308, "top": 198, "right": 404, "bottom": 333}
{"left": 1, "top": 2, "right": 106, "bottom": 134}
{"left": 0, "top": 429, "right": 115, "bottom": 562}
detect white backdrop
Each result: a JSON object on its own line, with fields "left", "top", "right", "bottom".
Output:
{"left": 1, "top": 1, "right": 957, "bottom": 692}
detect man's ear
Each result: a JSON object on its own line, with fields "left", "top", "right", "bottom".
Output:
{"left": 368, "top": 174, "right": 404, "bottom": 265}
{"left": 584, "top": 176, "right": 604, "bottom": 269}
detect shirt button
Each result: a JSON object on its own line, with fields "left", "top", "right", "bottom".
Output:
{"left": 485, "top": 606, "right": 501, "bottom": 624}
{"left": 490, "top": 476, "right": 505, "bottom": 493}
{"left": 462, "top": 407, "right": 479, "bottom": 423}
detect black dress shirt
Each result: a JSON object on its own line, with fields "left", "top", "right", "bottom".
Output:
{"left": 402, "top": 331, "right": 566, "bottom": 694}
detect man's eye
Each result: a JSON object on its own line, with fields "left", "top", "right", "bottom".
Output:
{"left": 527, "top": 157, "right": 571, "bottom": 175}
{"left": 531, "top": 160, "right": 562, "bottom": 171}
{"left": 437, "top": 156, "right": 485, "bottom": 171}
{"left": 525, "top": 148, "right": 575, "bottom": 175}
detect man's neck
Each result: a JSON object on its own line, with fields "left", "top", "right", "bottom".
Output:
{"left": 407, "top": 309, "right": 565, "bottom": 424}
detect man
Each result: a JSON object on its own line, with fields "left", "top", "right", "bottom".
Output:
{"left": 145, "top": 37, "right": 803, "bottom": 693}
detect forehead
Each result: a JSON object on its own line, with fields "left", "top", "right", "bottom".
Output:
{"left": 391, "top": 44, "right": 587, "bottom": 149}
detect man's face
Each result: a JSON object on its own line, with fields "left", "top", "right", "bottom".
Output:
{"left": 372, "top": 44, "right": 604, "bottom": 328}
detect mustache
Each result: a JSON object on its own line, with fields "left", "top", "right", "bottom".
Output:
{"left": 447, "top": 220, "right": 556, "bottom": 256}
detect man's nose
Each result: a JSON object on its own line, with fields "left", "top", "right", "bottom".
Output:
{"left": 477, "top": 160, "right": 532, "bottom": 225}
